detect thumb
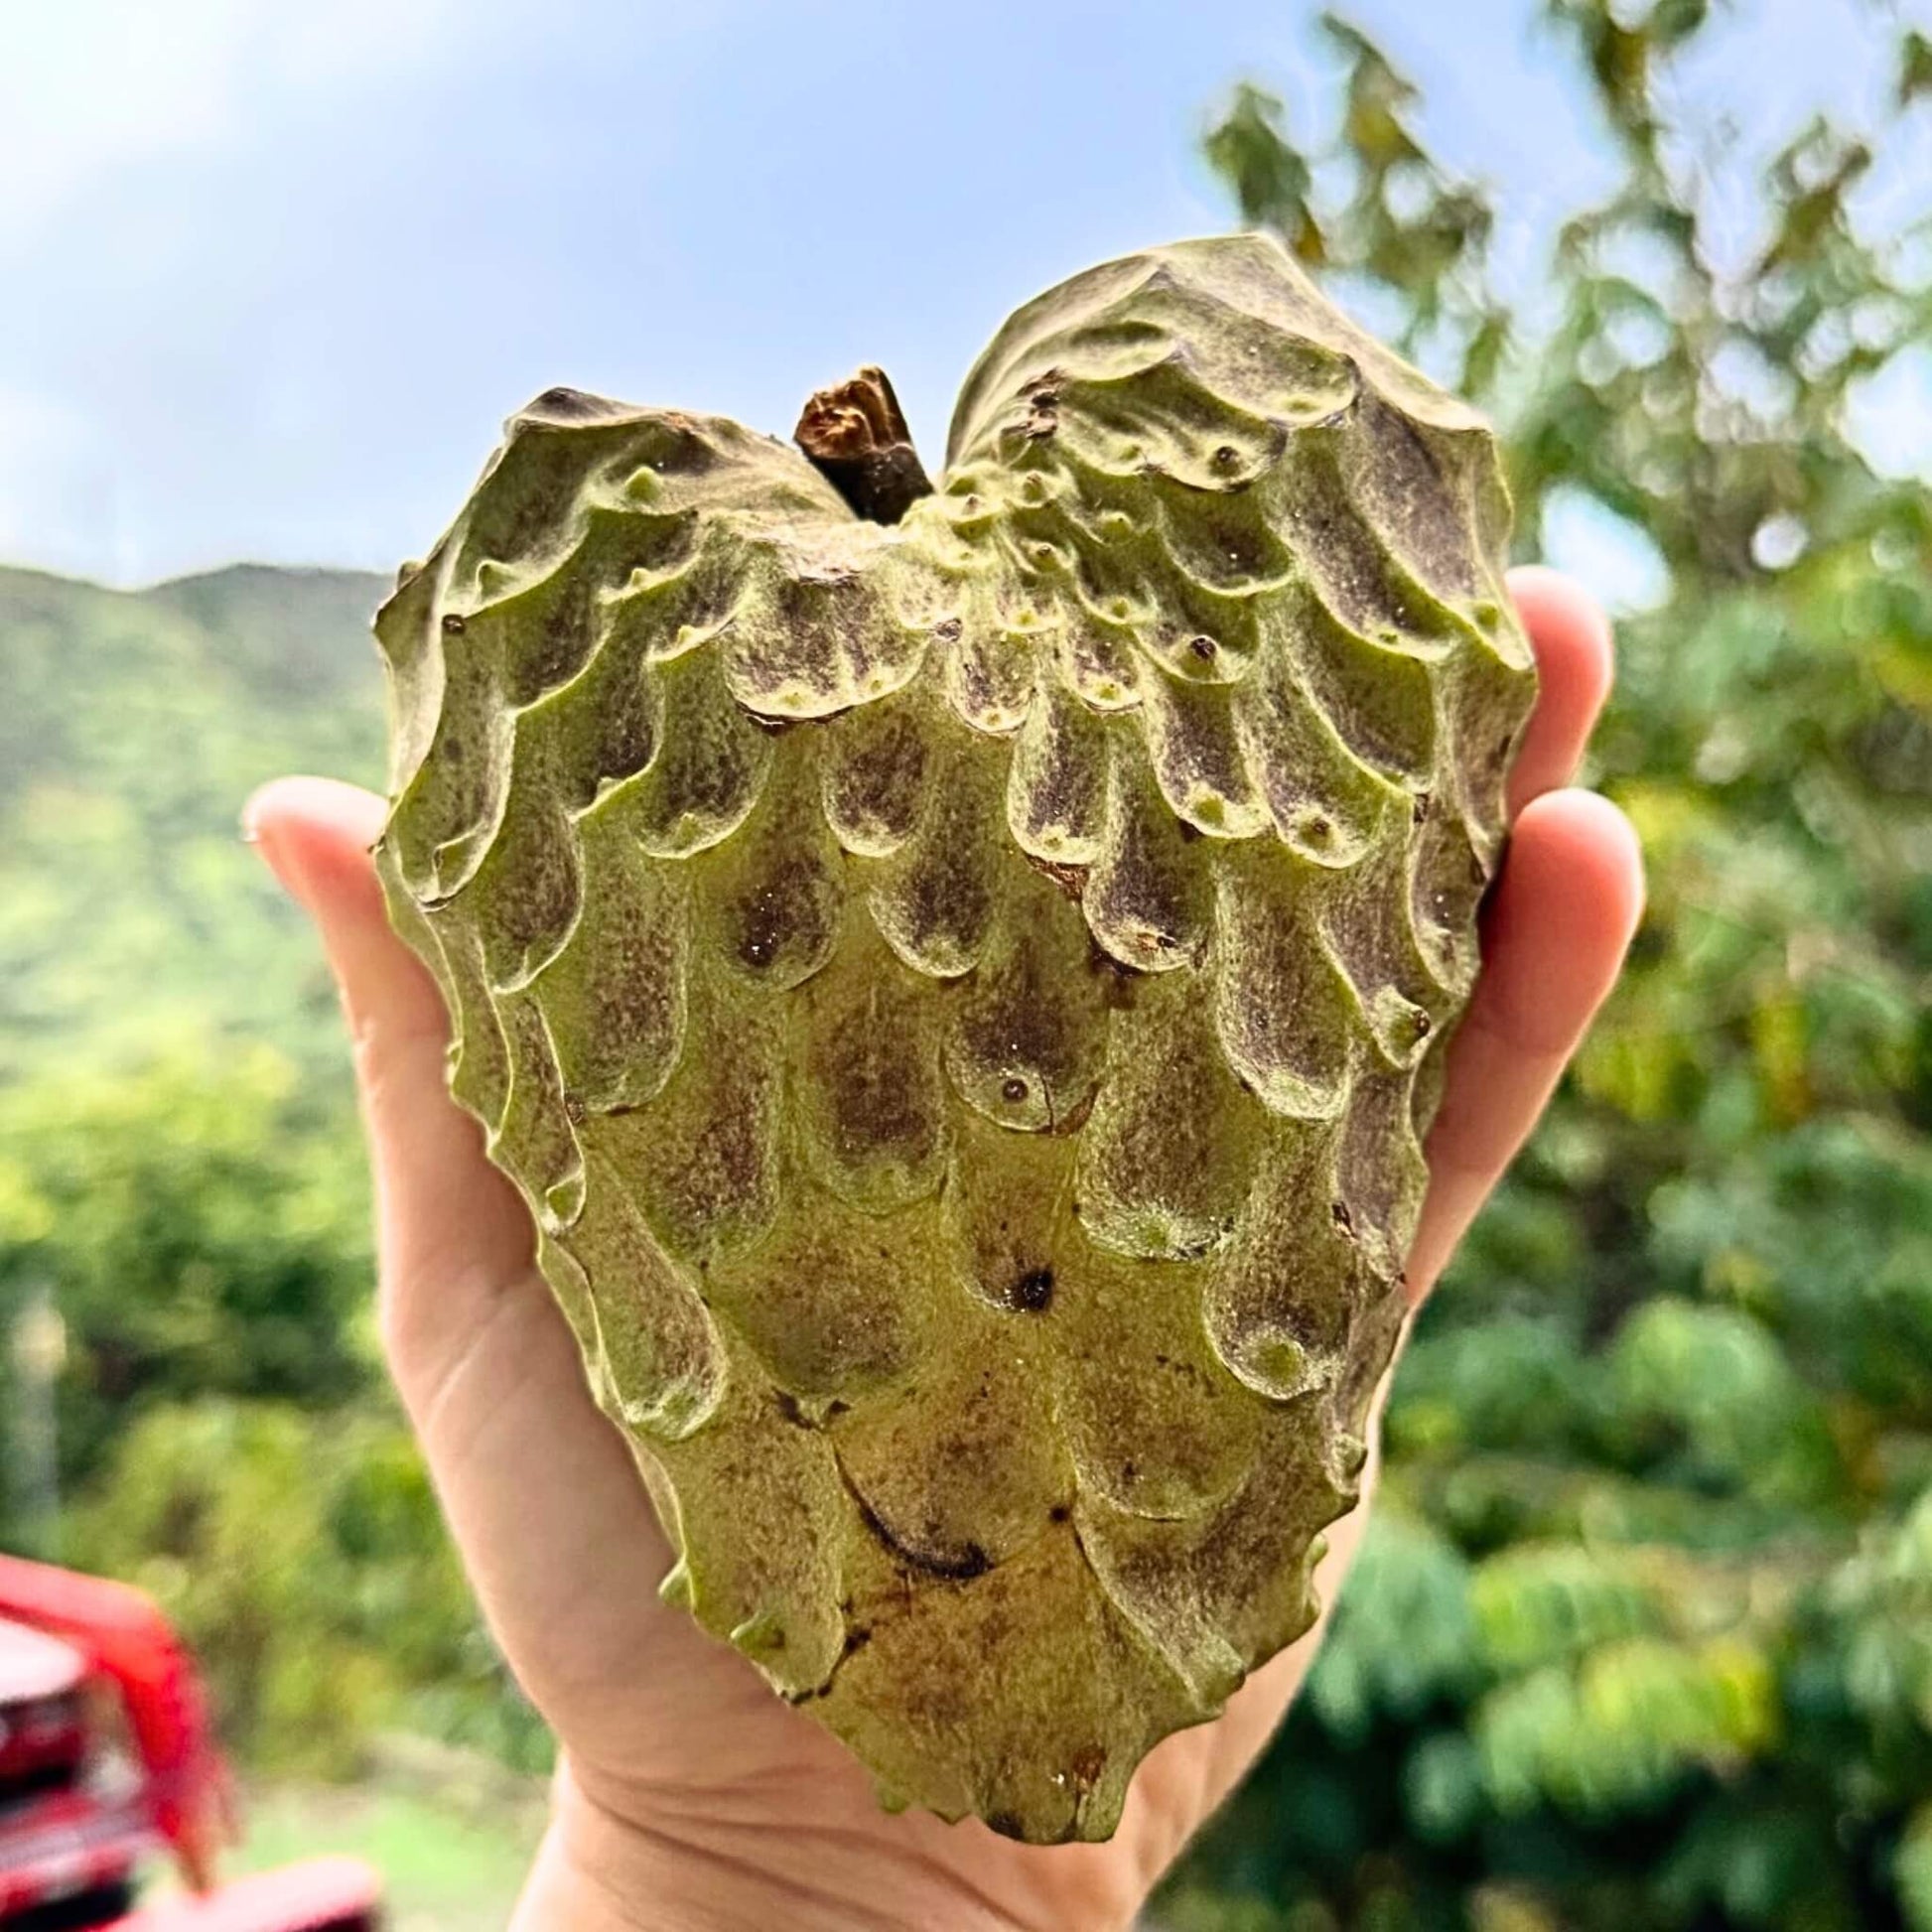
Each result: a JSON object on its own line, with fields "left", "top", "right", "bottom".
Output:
{"left": 244, "top": 775, "right": 533, "bottom": 1379}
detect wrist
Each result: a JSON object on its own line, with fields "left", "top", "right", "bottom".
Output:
{"left": 511, "top": 1758, "right": 1043, "bottom": 1932}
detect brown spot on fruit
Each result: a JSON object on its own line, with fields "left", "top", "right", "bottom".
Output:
{"left": 850, "top": 1484, "right": 993, "bottom": 1581}
{"left": 1010, "top": 1268, "right": 1055, "bottom": 1313}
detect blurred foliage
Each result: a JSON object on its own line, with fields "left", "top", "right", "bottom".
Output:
{"left": 0, "top": 1048, "right": 373, "bottom": 1487}
{"left": 0, "top": 565, "right": 386, "bottom": 1080}
{"left": 65, "top": 1400, "right": 550, "bottom": 1776}
{"left": 0, "top": 564, "right": 549, "bottom": 1774}
{"left": 1164, "top": 4, "right": 1932, "bottom": 1929}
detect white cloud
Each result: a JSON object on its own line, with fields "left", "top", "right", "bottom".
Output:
{"left": 257, "top": 0, "right": 465, "bottom": 84}
{"left": 0, "top": 0, "right": 465, "bottom": 244}
{"left": 0, "top": 384, "right": 118, "bottom": 580}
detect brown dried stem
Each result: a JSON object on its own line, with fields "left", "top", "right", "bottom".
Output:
{"left": 795, "top": 365, "right": 934, "bottom": 525}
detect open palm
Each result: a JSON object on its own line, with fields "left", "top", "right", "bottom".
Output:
{"left": 247, "top": 566, "right": 1639, "bottom": 1932}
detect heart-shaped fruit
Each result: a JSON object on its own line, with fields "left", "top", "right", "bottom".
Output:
{"left": 372, "top": 233, "right": 1536, "bottom": 1843}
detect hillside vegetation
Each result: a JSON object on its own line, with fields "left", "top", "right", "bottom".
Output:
{"left": 1, "top": 565, "right": 543, "bottom": 1772}
{"left": 0, "top": 564, "right": 386, "bottom": 1075}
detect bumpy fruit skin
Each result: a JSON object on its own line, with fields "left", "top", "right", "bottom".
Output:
{"left": 372, "top": 233, "right": 1536, "bottom": 1843}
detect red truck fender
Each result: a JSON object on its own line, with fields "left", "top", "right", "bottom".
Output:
{"left": 0, "top": 1554, "right": 230, "bottom": 1887}
{"left": 110, "top": 1857, "right": 384, "bottom": 1930}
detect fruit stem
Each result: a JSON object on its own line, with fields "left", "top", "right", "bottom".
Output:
{"left": 794, "top": 365, "right": 934, "bottom": 524}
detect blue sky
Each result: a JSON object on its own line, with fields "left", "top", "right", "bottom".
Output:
{"left": 1, "top": 0, "right": 1925, "bottom": 598}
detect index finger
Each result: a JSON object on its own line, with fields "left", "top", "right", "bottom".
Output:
{"left": 1503, "top": 565, "right": 1614, "bottom": 814}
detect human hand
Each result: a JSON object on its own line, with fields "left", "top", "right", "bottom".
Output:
{"left": 245, "top": 566, "right": 1640, "bottom": 1932}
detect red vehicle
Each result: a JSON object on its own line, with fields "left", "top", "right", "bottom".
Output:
{"left": 0, "top": 1555, "right": 382, "bottom": 1931}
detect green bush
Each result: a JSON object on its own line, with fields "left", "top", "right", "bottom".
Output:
{"left": 65, "top": 1398, "right": 549, "bottom": 1778}
{"left": 0, "top": 1047, "right": 373, "bottom": 1496}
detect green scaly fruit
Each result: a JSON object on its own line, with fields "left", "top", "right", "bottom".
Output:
{"left": 372, "top": 233, "right": 1536, "bottom": 1843}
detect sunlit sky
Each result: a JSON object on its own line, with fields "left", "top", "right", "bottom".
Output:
{"left": 1, "top": 0, "right": 1926, "bottom": 601}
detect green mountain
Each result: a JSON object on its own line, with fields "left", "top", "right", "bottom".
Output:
{"left": 0, "top": 563, "right": 390, "bottom": 1076}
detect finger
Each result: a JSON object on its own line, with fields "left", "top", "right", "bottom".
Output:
{"left": 1408, "top": 788, "right": 1643, "bottom": 1297}
{"left": 243, "top": 775, "right": 534, "bottom": 1342}
{"left": 1505, "top": 565, "right": 1615, "bottom": 815}
{"left": 391, "top": 1236, "right": 696, "bottom": 1747}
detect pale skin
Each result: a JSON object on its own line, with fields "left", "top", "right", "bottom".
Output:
{"left": 244, "top": 567, "right": 1642, "bottom": 1932}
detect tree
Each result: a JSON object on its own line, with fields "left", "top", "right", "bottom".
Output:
{"left": 67, "top": 1399, "right": 549, "bottom": 1775}
{"left": 0, "top": 1047, "right": 373, "bottom": 1520}
{"left": 1164, "top": 6, "right": 1932, "bottom": 1928}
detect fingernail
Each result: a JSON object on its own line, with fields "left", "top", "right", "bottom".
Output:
{"left": 244, "top": 809, "right": 307, "bottom": 910}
